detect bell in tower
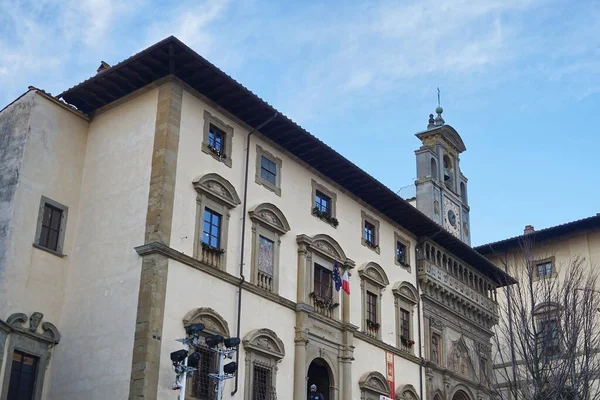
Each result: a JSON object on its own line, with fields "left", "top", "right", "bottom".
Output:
{"left": 413, "top": 106, "right": 472, "bottom": 245}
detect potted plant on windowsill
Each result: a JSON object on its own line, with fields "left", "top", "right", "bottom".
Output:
{"left": 309, "top": 292, "right": 339, "bottom": 310}
{"left": 366, "top": 319, "right": 380, "bottom": 330}
{"left": 207, "top": 145, "right": 226, "bottom": 159}
{"left": 397, "top": 258, "right": 410, "bottom": 268}
{"left": 201, "top": 242, "right": 225, "bottom": 254}
{"left": 365, "top": 241, "right": 379, "bottom": 251}
{"left": 312, "top": 207, "right": 339, "bottom": 227}
{"left": 400, "top": 335, "right": 415, "bottom": 347}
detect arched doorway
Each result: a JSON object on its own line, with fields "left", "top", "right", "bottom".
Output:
{"left": 308, "top": 358, "right": 332, "bottom": 400}
{"left": 452, "top": 389, "right": 470, "bottom": 400}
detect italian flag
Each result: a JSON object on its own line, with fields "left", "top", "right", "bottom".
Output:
{"left": 341, "top": 270, "right": 350, "bottom": 294}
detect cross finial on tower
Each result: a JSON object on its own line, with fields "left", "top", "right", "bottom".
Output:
{"left": 437, "top": 87, "right": 441, "bottom": 108}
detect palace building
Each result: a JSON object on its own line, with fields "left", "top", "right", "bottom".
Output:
{"left": 0, "top": 36, "right": 513, "bottom": 400}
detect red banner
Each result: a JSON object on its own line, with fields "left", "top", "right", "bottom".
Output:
{"left": 385, "top": 352, "right": 395, "bottom": 399}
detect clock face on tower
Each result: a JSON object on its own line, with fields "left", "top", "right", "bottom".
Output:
{"left": 443, "top": 198, "right": 461, "bottom": 237}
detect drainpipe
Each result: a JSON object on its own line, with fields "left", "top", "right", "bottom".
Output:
{"left": 231, "top": 111, "right": 279, "bottom": 396}
{"left": 415, "top": 245, "right": 424, "bottom": 400}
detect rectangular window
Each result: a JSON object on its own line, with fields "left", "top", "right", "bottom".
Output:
{"left": 39, "top": 203, "right": 63, "bottom": 251}
{"left": 8, "top": 351, "right": 39, "bottom": 400}
{"left": 192, "top": 346, "right": 215, "bottom": 399}
{"left": 315, "top": 190, "right": 331, "bottom": 215}
{"left": 260, "top": 156, "right": 277, "bottom": 185}
{"left": 314, "top": 263, "right": 332, "bottom": 299}
{"left": 396, "top": 241, "right": 407, "bottom": 265}
{"left": 367, "top": 291, "right": 378, "bottom": 323}
{"left": 258, "top": 236, "right": 274, "bottom": 276}
{"left": 208, "top": 124, "right": 226, "bottom": 153}
{"left": 400, "top": 308, "right": 411, "bottom": 339}
{"left": 364, "top": 221, "right": 375, "bottom": 246}
{"left": 252, "top": 365, "right": 273, "bottom": 400}
{"left": 203, "top": 208, "right": 222, "bottom": 248}
{"left": 537, "top": 261, "right": 553, "bottom": 278}
{"left": 539, "top": 319, "right": 560, "bottom": 356}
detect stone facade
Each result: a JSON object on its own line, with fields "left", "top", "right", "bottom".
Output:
{"left": 0, "top": 37, "right": 509, "bottom": 400}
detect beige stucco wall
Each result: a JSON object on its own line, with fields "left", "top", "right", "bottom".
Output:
{"left": 47, "top": 88, "right": 159, "bottom": 400}
{"left": 166, "top": 88, "right": 424, "bottom": 398}
{"left": 0, "top": 93, "right": 89, "bottom": 400}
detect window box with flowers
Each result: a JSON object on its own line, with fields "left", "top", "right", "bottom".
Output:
{"left": 312, "top": 207, "right": 339, "bottom": 227}
{"left": 309, "top": 292, "right": 339, "bottom": 310}
{"left": 207, "top": 145, "right": 227, "bottom": 159}
{"left": 366, "top": 319, "right": 380, "bottom": 330}
{"left": 400, "top": 335, "right": 415, "bottom": 347}
{"left": 201, "top": 242, "right": 225, "bottom": 254}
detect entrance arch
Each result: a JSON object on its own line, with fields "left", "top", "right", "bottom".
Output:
{"left": 308, "top": 358, "right": 333, "bottom": 400}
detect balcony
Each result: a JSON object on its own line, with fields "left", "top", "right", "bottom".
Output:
{"left": 309, "top": 292, "right": 338, "bottom": 319}
{"left": 200, "top": 243, "right": 223, "bottom": 269}
{"left": 365, "top": 320, "right": 380, "bottom": 338}
{"left": 256, "top": 270, "right": 273, "bottom": 292}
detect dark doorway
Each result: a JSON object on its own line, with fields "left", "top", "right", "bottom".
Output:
{"left": 308, "top": 358, "right": 331, "bottom": 400}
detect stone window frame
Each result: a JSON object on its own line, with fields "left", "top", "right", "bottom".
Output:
{"left": 255, "top": 144, "right": 282, "bottom": 196}
{"left": 533, "top": 302, "right": 561, "bottom": 357}
{"left": 393, "top": 282, "right": 418, "bottom": 353}
{"left": 296, "top": 234, "right": 355, "bottom": 318}
{"left": 242, "top": 328, "right": 285, "bottom": 400}
{"left": 361, "top": 210, "right": 380, "bottom": 254}
{"left": 533, "top": 256, "right": 557, "bottom": 280}
{"left": 33, "top": 195, "right": 69, "bottom": 257}
{"left": 311, "top": 179, "right": 338, "bottom": 228}
{"left": 192, "top": 173, "right": 241, "bottom": 270}
{"left": 394, "top": 231, "right": 411, "bottom": 271}
{"left": 358, "top": 262, "right": 390, "bottom": 339}
{"left": 0, "top": 312, "right": 60, "bottom": 400}
{"left": 429, "top": 317, "right": 444, "bottom": 365}
{"left": 358, "top": 371, "right": 391, "bottom": 400}
{"left": 202, "top": 110, "right": 234, "bottom": 168}
{"left": 396, "top": 384, "right": 420, "bottom": 400}
{"left": 182, "top": 307, "right": 231, "bottom": 400}
{"left": 248, "top": 203, "right": 291, "bottom": 294}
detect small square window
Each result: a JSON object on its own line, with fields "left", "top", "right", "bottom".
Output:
{"left": 260, "top": 156, "right": 277, "bottom": 185}
{"left": 364, "top": 222, "right": 375, "bottom": 245}
{"left": 208, "top": 124, "right": 226, "bottom": 154}
{"left": 537, "top": 261, "right": 553, "bottom": 278}
{"left": 315, "top": 191, "right": 331, "bottom": 215}
{"left": 203, "top": 208, "right": 222, "bottom": 248}
{"left": 255, "top": 145, "right": 282, "bottom": 196}
{"left": 34, "top": 196, "right": 68, "bottom": 256}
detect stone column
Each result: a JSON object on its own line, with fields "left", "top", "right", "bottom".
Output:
{"left": 293, "top": 316, "right": 307, "bottom": 400}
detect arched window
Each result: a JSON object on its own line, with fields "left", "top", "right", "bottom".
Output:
{"left": 192, "top": 173, "right": 241, "bottom": 270}
{"left": 249, "top": 203, "right": 291, "bottom": 294}
{"left": 358, "top": 262, "right": 390, "bottom": 339}
{"left": 430, "top": 157, "right": 438, "bottom": 180}
{"left": 443, "top": 154, "right": 454, "bottom": 187}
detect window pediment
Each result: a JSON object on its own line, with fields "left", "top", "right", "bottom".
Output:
{"left": 6, "top": 311, "right": 60, "bottom": 344}
{"left": 242, "top": 328, "right": 285, "bottom": 360}
{"left": 249, "top": 203, "right": 290, "bottom": 235}
{"left": 182, "top": 307, "right": 230, "bottom": 336}
{"left": 359, "top": 371, "right": 391, "bottom": 396}
{"left": 192, "top": 173, "right": 241, "bottom": 209}
{"left": 393, "top": 282, "right": 418, "bottom": 304}
{"left": 296, "top": 234, "right": 354, "bottom": 267}
{"left": 358, "top": 262, "right": 389, "bottom": 287}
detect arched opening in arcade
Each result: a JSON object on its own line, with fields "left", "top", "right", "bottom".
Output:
{"left": 307, "top": 358, "right": 333, "bottom": 400}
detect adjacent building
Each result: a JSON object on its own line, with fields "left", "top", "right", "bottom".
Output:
{"left": 0, "top": 36, "right": 512, "bottom": 400}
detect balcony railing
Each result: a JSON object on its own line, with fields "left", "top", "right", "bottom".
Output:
{"left": 309, "top": 292, "right": 338, "bottom": 319}
{"left": 201, "top": 244, "right": 223, "bottom": 269}
{"left": 365, "top": 320, "right": 380, "bottom": 338}
{"left": 256, "top": 270, "right": 273, "bottom": 292}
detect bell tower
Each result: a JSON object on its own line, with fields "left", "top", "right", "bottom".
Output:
{"left": 414, "top": 107, "right": 471, "bottom": 245}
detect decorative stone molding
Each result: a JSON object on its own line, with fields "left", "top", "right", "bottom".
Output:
{"left": 396, "top": 384, "right": 420, "bottom": 400}
{"left": 249, "top": 203, "right": 291, "bottom": 235}
{"left": 296, "top": 234, "right": 355, "bottom": 267}
{"left": 359, "top": 371, "right": 391, "bottom": 399}
{"left": 392, "top": 282, "right": 418, "bottom": 305}
{"left": 243, "top": 328, "right": 285, "bottom": 360}
{"left": 448, "top": 337, "right": 474, "bottom": 380}
{"left": 6, "top": 312, "right": 60, "bottom": 344}
{"left": 182, "top": 307, "right": 230, "bottom": 336}
{"left": 192, "top": 173, "right": 241, "bottom": 209}
{"left": 358, "top": 262, "right": 389, "bottom": 287}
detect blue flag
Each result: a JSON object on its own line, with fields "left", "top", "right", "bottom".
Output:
{"left": 332, "top": 260, "right": 342, "bottom": 292}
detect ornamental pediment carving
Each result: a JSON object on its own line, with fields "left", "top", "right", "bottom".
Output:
{"left": 182, "top": 307, "right": 230, "bottom": 336}
{"left": 359, "top": 371, "right": 391, "bottom": 396}
{"left": 6, "top": 311, "right": 60, "bottom": 344}
{"left": 243, "top": 328, "right": 285, "bottom": 360}
{"left": 192, "top": 173, "right": 241, "bottom": 208}
{"left": 249, "top": 203, "right": 291, "bottom": 235}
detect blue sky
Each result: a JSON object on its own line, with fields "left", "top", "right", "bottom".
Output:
{"left": 1, "top": 0, "right": 599, "bottom": 246}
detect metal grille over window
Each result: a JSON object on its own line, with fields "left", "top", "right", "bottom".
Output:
{"left": 40, "top": 204, "right": 62, "bottom": 251}
{"left": 260, "top": 156, "right": 277, "bottom": 185}
{"left": 191, "top": 346, "right": 216, "bottom": 400}
{"left": 252, "top": 364, "right": 276, "bottom": 400}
